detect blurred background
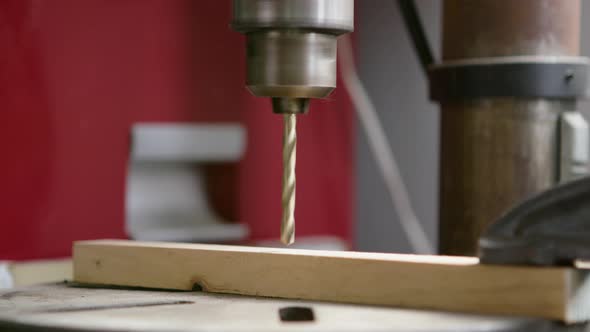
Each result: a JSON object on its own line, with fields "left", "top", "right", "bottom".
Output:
{"left": 1, "top": 0, "right": 589, "bottom": 262}
{"left": 357, "top": 0, "right": 590, "bottom": 253}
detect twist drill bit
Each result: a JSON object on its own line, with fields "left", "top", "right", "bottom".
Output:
{"left": 281, "top": 113, "right": 296, "bottom": 245}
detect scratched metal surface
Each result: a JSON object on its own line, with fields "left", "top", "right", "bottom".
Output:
{"left": 0, "top": 283, "right": 579, "bottom": 332}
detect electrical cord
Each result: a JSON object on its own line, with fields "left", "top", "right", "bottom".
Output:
{"left": 338, "top": 35, "right": 434, "bottom": 254}
{"left": 397, "top": 0, "right": 435, "bottom": 74}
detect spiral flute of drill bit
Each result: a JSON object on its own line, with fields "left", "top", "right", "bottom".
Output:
{"left": 281, "top": 114, "right": 296, "bottom": 245}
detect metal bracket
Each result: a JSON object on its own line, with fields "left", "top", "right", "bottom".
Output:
{"left": 429, "top": 56, "right": 590, "bottom": 101}
{"left": 559, "top": 111, "right": 590, "bottom": 183}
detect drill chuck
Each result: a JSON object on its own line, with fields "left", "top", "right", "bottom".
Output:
{"left": 231, "top": 0, "right": 354, "bottom": 244}
{"left": 232, "top": 0, "right": 354, "bottom": 114}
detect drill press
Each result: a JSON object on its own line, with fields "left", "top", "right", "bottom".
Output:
{"left": 231, "top": 0, "right": 354, "bottom": 244}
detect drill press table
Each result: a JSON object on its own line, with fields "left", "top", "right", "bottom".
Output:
{"left": 0, "top": 283, "right": 580, "bottom": 332}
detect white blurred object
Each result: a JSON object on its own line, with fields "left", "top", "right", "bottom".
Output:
{"left": 338, "top": 35, "right": 434, "bottom": 254}
{"left": 0, "top": 263, "right": 13, "bottom": 289}
{"left": 127, "top": 124, "right": 249, "bottom": 242}
{"left": 132, "top": 124, "right": 245, "bottom": 162}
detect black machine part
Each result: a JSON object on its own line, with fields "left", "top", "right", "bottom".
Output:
{"left": 429, "top": 57, "right": 590, "bottom": 102}
{"left": 479, "top": 176, "right": 590, "bottom": 266}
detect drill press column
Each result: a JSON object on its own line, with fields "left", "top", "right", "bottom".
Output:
{"left": 437, "top": 0, "right": 582, "bottom": 255}
{"left": 232, "top": 0, "right": 354, "bottom": 244}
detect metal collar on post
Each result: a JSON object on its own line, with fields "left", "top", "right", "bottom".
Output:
{"left": 429, "top": 56, "right": 590, "bottom": 102}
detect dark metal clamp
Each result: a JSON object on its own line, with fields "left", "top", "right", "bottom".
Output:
{"left": 479, "top": 176, "right": 590, "bottom": 266}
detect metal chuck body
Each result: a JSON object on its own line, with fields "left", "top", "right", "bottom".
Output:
{"left": 231, "top": 0, "right": 354, "bottom": 245}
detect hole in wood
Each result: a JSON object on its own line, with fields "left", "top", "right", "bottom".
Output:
{"left": 192, "top": 282, "right": 205, "bottom": 292}
{"left": 279, "top": 306, "right": 315, "bottom": 322}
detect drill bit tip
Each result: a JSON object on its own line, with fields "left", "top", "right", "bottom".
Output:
{"left": 281, "top": 113, "right": 297, "bottom": 245}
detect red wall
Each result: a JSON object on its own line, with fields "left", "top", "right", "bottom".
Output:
{"left": 0, "top": 0, "right": 353, "bottom": 260}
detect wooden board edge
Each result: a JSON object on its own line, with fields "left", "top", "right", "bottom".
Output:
{"left": 73, "top": 240, "right": 587, "bottom": 323}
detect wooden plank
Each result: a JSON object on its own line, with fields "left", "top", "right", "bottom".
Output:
{"left": 73, "top": 240, "right": 590, "bottom": 323}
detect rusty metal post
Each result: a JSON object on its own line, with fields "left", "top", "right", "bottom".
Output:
{"left": 439, "top": 0, "right": 581, "bottom": 255}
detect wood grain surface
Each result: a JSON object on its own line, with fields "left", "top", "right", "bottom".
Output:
{"left": 73, "top": 240, "right": 590, "bottom": 323}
